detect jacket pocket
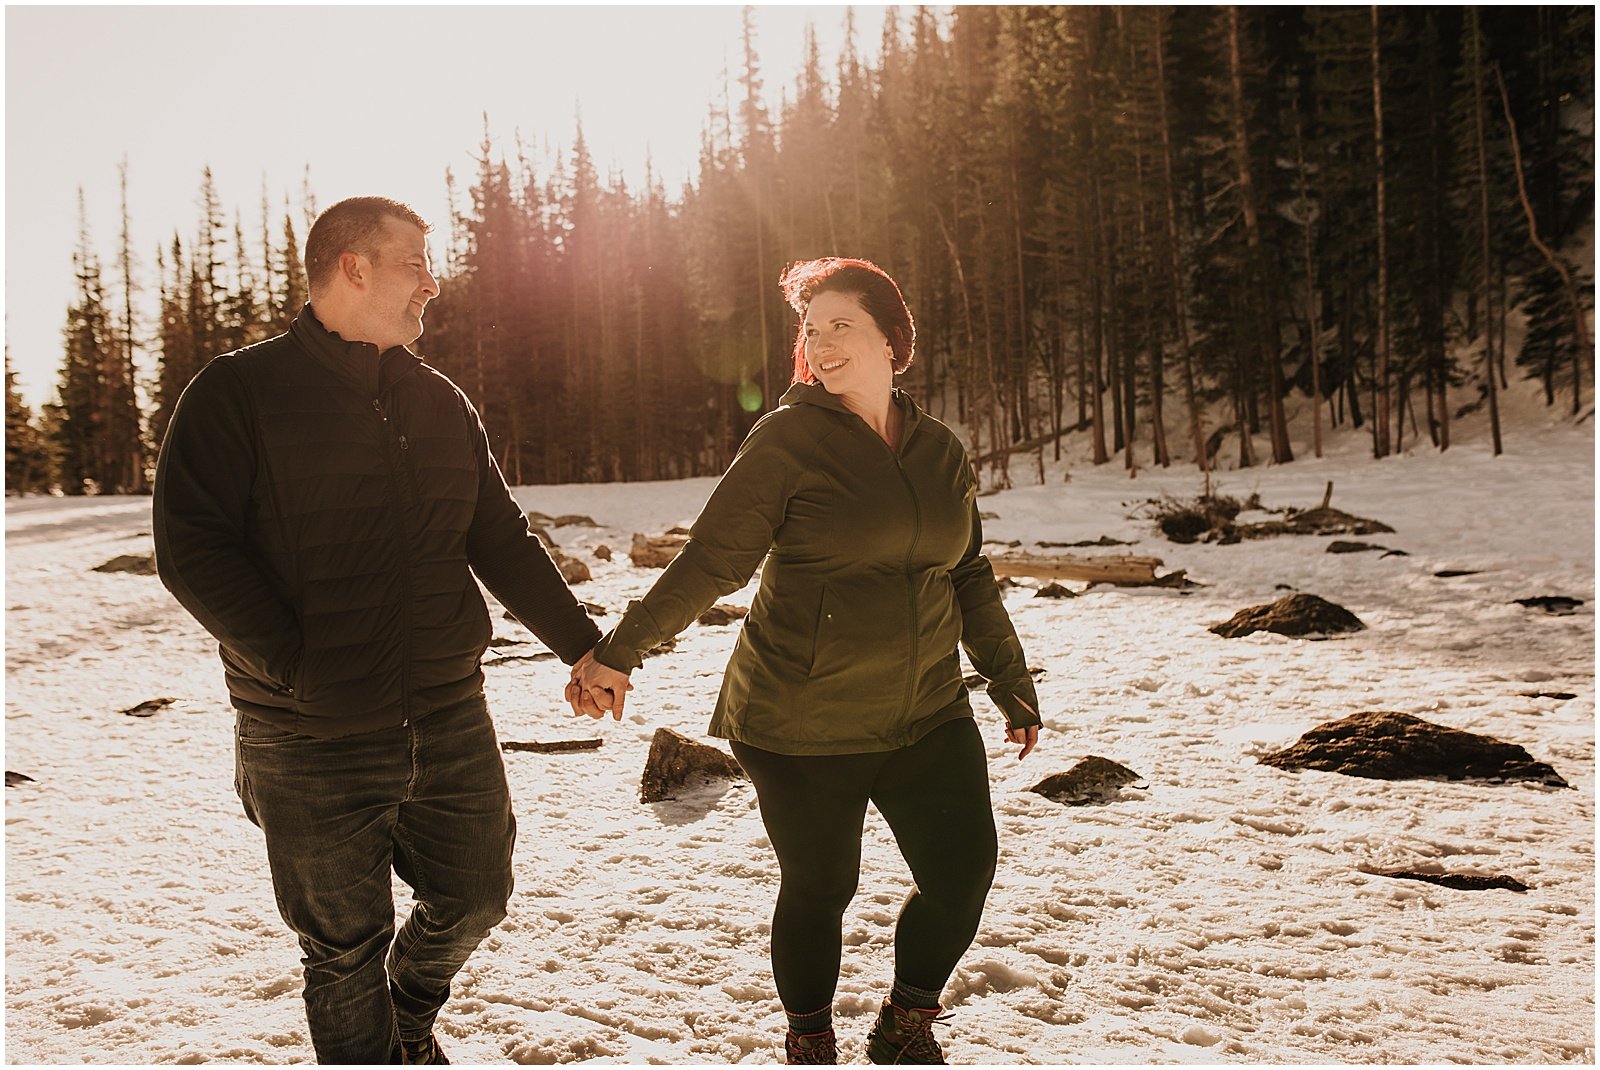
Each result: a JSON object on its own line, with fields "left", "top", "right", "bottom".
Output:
{"left": 806, "top": 583, "right": 832, "bottom": 678}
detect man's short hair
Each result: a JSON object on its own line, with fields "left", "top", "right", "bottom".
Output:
{"left": 304, "top": 197, "right": 431, "bottom": 296}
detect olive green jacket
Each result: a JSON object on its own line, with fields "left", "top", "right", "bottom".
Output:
{"left": 592, "top": 381, "right": 1041, "bottom": 755}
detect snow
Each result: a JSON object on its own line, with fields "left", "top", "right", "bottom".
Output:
{"left": 5, "top": 385, "right": 1594, "bottom": 1064}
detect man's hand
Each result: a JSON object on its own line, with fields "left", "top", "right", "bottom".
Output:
{"left": 566, "top": 649, "right": 632, "bottom": 721}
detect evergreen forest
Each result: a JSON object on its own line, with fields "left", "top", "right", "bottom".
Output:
{"left": 8, "top": 5, "right": 1594, "bottom": 496}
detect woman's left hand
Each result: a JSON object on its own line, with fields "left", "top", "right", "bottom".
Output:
{"left": 1005, "top": 724, "right": 1039, "bottom": 760}
{"left": 567, "top": 649, "right": 633, "bottom": 721}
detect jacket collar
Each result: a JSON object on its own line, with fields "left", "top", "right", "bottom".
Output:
{"left": 778, "top": 379, "right": 923, "bottom": 444}
{"left": 289, "top": 304, "right": 421, "bottom": 399}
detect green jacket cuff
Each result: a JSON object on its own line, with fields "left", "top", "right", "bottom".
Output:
{"left": 988, "top": 682, "right": 1042, "bottom": 730}
{"left": 591, "top": 600, "right": 660, "bottom": 674}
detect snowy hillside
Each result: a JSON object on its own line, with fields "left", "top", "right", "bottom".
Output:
{"left": 4, "top": 388, "right": 1593, "bottom": 1064}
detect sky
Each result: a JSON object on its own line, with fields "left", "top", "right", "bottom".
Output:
{"left": 4, "top": 4, "right": 890, "bottom": 407}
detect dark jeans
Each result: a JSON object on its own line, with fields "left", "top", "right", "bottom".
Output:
{"left": 731, "top": 717, "right": 998, "bottom": 1015}
{"left": 235, "top": 692, "right": 515, "bottom": 1064}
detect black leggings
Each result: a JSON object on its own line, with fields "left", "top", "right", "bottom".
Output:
{"left": 731, "top": 716, "right": 998, "bottom": 1014}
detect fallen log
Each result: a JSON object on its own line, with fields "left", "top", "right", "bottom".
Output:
{"left": 988, "top": 552, "right": 1180, "bottom": 587}
{"left": 501, "top": 739, "right": 604, "bottom": 754}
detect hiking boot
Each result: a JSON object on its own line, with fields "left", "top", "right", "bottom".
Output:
{"left": 785, "top": 1026, "right": 839, "bottom": 1064}
{"left": 400, "top": 1032, "right": 450, "bottom": 1065}
{"left": 865, "top": 999, "right": 951, "bottom": 1064}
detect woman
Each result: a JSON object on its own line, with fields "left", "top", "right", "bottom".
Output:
{"left": 568, "top": 258, "right": 1041, "bottom": 1065}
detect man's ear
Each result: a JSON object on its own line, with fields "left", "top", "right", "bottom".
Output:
{"left": 338, "top": 250, "right": 366, "bottom": 288}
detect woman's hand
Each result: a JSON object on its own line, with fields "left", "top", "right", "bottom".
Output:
{"left": 567, "top": 649, "right": 632, "bottom": 721}
{"left": 1006, "top": 695, "right": 1041, "bottom": 760}
{"left": 1005, "top": 724, "right": 1039, "bottom": 760}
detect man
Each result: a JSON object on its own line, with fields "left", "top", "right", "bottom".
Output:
{"left": 154, "top": 197, "right": 600, "bottom": 1064}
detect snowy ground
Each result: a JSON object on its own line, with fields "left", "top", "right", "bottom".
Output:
{"left": 5, "top": 387, "right": 1594, "bottom": 1064}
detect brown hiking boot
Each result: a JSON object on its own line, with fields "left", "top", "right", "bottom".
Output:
{"left": 400, "top": 1032, "right": 450, "bottom": 1065}
{"left": 785, "top": 1027, "right": 838, "bottom": 1064}
{"left": 865, "top": 1000, "right": 951, "bottom": 1064}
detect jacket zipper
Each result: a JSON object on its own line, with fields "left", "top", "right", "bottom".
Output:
{"left": 374, "top": 395, "right": 415, "bottom": 718}
{"left": 865, "top": 414, "right": 921, "bottom": 741}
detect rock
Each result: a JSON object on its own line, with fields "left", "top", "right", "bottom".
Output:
{"left": 639, "top": 728, "right": 744, "bottom": 803}
{"left": 583, "top": 602, "right": 608, "bottom": 617}
{"left": 1327, "top": 541, "right": 1387, "bottom": 554}
{"left": 1259, "top": 710, "right": 1570, "bottom": 787}
{"left": 1370, "top": 870, "right": 1530, "bottom": 893}
{"left": 1038, "top": 536, "right": 1137, "bottom": 548}
{"left": 594, "top": 544, "right": 613, "bottom": 562}
{"left": 1520, "top": 691, "right": 1577, "bottom": 700}
{"left": 643, "top": 638, "right": 678, "bottom": 658}
{"left": 979, "top": 511, "right": 1000, "bottom": 521}
{"left": 1210, "top": 593, "right": 1365, "bottom": 639}
{"left": 6, "top": 770, "right": 36, "bottom": 787}
{"left": 630, "top": 532, "right": 690, "bottom": 568}
{"left": 93, "top": 553, "right": 156, "bottom": 575}
{"left": 553, "top": 553, "right": 591, "bottom": 584}
{"left": 527, "top": 525, "right": 557, "bottom": 548}
{"left": 554, "top": 514, "right": 598, "bottom": 528}
{"left": 1514, "top": 596, "right": 1584, "bottom": 615}
{"left": 525, "top": 510, "right": 555, "bottom": 525}
{"left": 698, "top": 604, "right": 749, "bottom": 627}
{"left": 487, "top": 636, "right": 527, "bottom": 648}
{"left": 1030, "top": 756, "right": 1145, "bottom": 805}
{"left": 1380, "top": 549, "right": 1411, "bottom": 558}
{"left": 1435, "top": 569, "right": 1481, "bottom": 578}
{"left": 1035, "top": 582, "right": 1076, "bottom": 599}
{"left": 121, "top": 697, "right": 177, "bottom": 717}
{"left": 665, "top": 525, "right": 692, "bottom": 536}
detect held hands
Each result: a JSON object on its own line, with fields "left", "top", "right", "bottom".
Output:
{"left": 566, "top": 649, "right": 632, "bottom": 721}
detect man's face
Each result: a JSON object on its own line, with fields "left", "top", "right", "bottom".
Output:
{"left": 362, "top": 218, "right": 439, "bottom": 351}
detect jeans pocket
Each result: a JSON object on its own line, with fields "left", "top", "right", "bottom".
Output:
{"left": 237, "top": 713, "right": 307, "bottom": 746}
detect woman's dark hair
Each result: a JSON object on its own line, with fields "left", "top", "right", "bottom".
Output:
{"left": 778, "top": 258, "right": 916, "bottom": 385}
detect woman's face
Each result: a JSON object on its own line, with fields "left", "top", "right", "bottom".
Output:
{"left": 802, "top": 290, "right": 894, "bottom": 392}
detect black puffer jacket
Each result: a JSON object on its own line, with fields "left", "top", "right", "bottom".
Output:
{"left": 154, "top": 305, "right": 599, "bottom": 738}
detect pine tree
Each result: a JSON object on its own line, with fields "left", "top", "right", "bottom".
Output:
{"left": 6, "top": 352, "right": 52, "bottom": 493}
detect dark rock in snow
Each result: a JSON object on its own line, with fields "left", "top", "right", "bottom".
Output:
{"left": 1035, "top": 582, "right": 1076, "bottom": 599}
{"left": 93, "top": 553, "right": 156, "bottom": 575}
{"left": 525, "top": 510, "right": 555, "bottom": 525}
{"left": 121, "top": 697, "right": 177, "bottom": 717}
{"left": 487, "top": 636, "right": 527, "bottom": 647}
{"left": 1030, "top": 756, "right": 1145, "bottom": 805}
{"left": 7, "top": 770, "right": 36, "bottom": 787}
{"left": 526, "top": 524, "right": 556, "bottom": 548}
{"left": 1210, "top": 593, "right": 1365, "bottom": 638}
{"left": 979, "top": 511, "right": 1000, "bottom": 521}
{"left": 583, "top": 602, "right": 608, "bottom": 617}
{"left": 1259, "top": 710, "right": 1570, "bottom": 787}
{"left": 698, "top": 604, "right": 749, "bottom": 627}
{"left": 552, "top": 553, "right": 591, "bottom": 584}
{"left": 554, "top": 514, "right": 599, "bottom": 528}
{"left": 631, "top": 532, "right": 690, "bottom": 568}
{"left": 1327, "top": 541, "right": 1387, "bottom": 554}
{"left": 1434, "top": 569, "right": 1482, "bottom": 578}
{"left": 644, "top": 638, "right": 677, "bottom": 658}
{"left": 665, "top": 525, "right": 692, "bottom": 536}
{"left": 593, "top": 544, "right": 613, "bottom": 562}
{"left": 639, "top": 728, "right": 744, "bottom": 803}
{"left": 1380, "top": 549, "right": 1411, "bottom": 558}
{"left": 1513, "top": 596, "right": 1584, "bottom": 615}
{"left": 1520, "top": 691, "right": 1577, "bottom": 701}
{"left": 1038, "top": 536, "right": 1137, "bottom": 549}
{"left": 1371, "top": 870, "right": 1530, "bottom": 893}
